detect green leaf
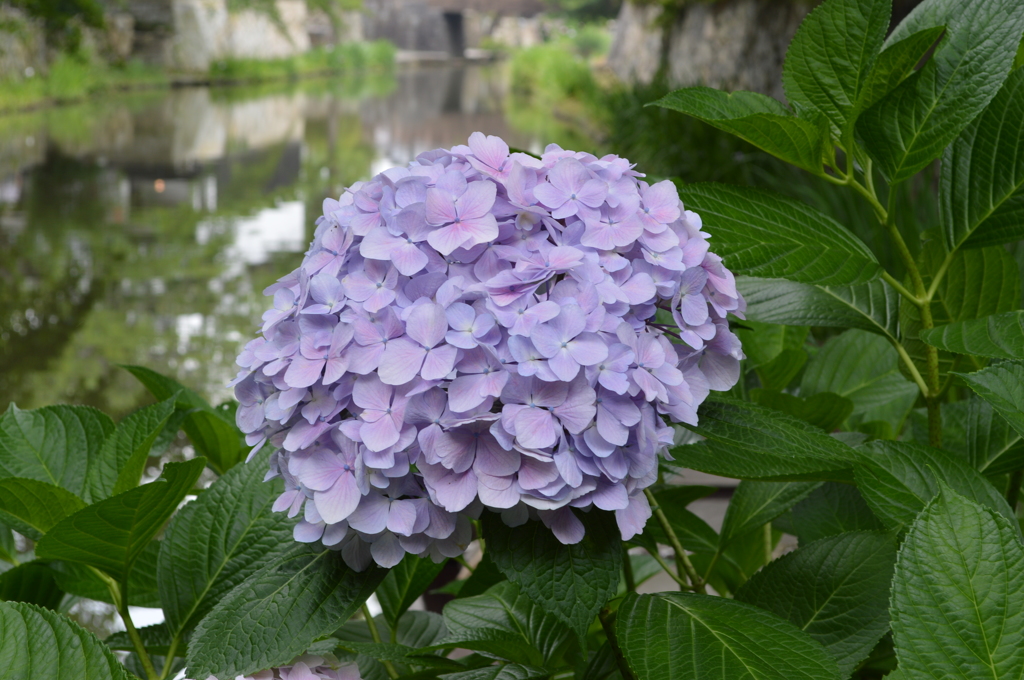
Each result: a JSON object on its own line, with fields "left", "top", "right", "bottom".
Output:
{"left": 616, "top": 592, "right": 842, "bottom": 679}
{"left": 920, "top": 311, "right": 1024, "bottom": 360}
{"left": 122, "top": 365, "right": 245, "bottom": 474}
{"left": 957, "top": 362, "right": 1024, "bottom": 443}
{"left": 334, "top": 641, "right": 462, "bottom": 670}
{"left": 0, "top": 601, "right": 131, "bottom": 679}
{"left": 0, "top": 478, "right": 86, "bottom": 540}
{"left": 335, "top": 611, "right": 450, "bottom": 678}
{"left": 36, "top": 458, "right": 206, "bottom": 582}
{"left": 738, "top": 277, "right": 900, "bottom": 342}
{"left": 857, "top": 0, "right": 1024, "bottom": 183}
{"left": 901, "top": 244, "right": 1021, "bottom": 386}
{"left": 676, "top": 397, "right": 855, "bottom": 481}
{"left": 965, "top": 396, "right": 1024, "bottom": 476}
{"left": 942, "top": 67, "right": 1024, "bottom": 250}
{"left": 158, "top": 448, "right": 297, "bottom": 639}
{"left": 857, "top": 26, "right": 947, "bottom": 115}
{"left": 85, "top": 397, "right": 177, "bottom": 501}
{"left": 0, "top": 523, "right": 15, "bottom": 565}
{"left": 754, "top": 350, "right": 808, "bottom": 391}
{"left": 104, "top": 622, "right": 176, "bottom": 655}
{"left": 49, "top": 541, "right": 163, "bottom": 608}
{"left": 187, "top": 544, "right": 387, "bottom": 678}
{"left": 376, "top": 554, "right": 447, "bottom": 629}
{"left": 891, "top": 487, "right": 1024, "bottom": 679}
{"left": 734, "top": 321, "right": 809, "bottom": 369}
{"left": 650, "top": 88, "right": 830, "bottom": 174}
{"left": 750, "top": 390, "right": 853, "bottom": 431}
{"left": 853, "top": 440, "right": 1015, "bottom": 532}
{"left": 482, "top": 510, "right": 620, "bottom": 641}
{"left": 431, "top": 581, "right": 572, "bottom": 667}
{"left": 0, "top": 561, "right": 63, "bottom": 609}
{"left": 457, "top": 553, "right": 507, "bottom": 599}
{"left": 782, "top": 0, "right": 890, "bottom": 135}
{"left": 0, "top": 404, "right": 114, "bottom": 502}
{"left": 676, "top": 184, "right": 880, "bottom": 286}
{"left": 441, "top": 664, "right": 549, "bottom": 680}
{"left": 789, "top": 483, "right": 885, "bottom": 543}
{"left": 736, "top": 532, "right": 897, "bottom": 677}
{"left": 801, "top": 330, "right": 918, "bottom": 431}
{"left": 642, "top": 489, "right": 720, "bottom": 553}
{"left": 720, "top": 480, "right": 821, "bottom": 545}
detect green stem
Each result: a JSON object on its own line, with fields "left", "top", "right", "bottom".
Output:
{"left": 93, "top": 568, "right": 159, "bottom": 680}
{"left": 599, "top": 607, "right": 638, "bottom": 680}
{"left": 881, "top": 270, "right": 922, "bottom": 305}
{"left": 622, "top": 546, "right": 636, "bottom": 593}
{"left": 644, "top": 489, "right": 705, "bottom": 594}
{"left": 362, "top": 603, "right": 399, "bottom": 679}
{"left": 701, "top": 548, "right": 722, "bottom": 584}
{"left": 158, "top": 635, "right": 181, "bottom": 680}
{"left": 892, "top": 340, "right": 930, "bottom": 397}
{"left": 454, "top": 555, "right": 475, "bottom": 573}
{"left": 646, "top": 548, "right": 692, "bottom": 590}
{"left": 763, "top": 523, "right": 773, "bottom": 566}
{"left": 1007, "top": 470, "right": 1023, "bottom": 513}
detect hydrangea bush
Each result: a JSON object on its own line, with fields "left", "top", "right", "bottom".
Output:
{"left": 231, "top": 134, "right": 744, "bottom": 569}
{"left": 2, "top": 1, "right": 1024, "bottom": 679}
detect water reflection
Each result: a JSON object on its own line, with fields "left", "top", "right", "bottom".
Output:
{"left": 0, "top": 64, "right": 545, "bottom": 416}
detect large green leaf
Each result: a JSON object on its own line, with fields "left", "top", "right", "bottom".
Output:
{"left": 0, "top": 561, "right": 63, "bottom": 609}
{"left": 0, "top": 523, "right": 14, "bottom": 565}
{"left": 335, "top": 611, "right": 450, "bottom": 678}
{"left": 891, "top": 487, "right": 1024, "bottom": 679}
{"left": 187, "top": 545, "right": 387, "bottom": 678}
{"left": 676, "top": 397, "right": 855, "bottom": 481}
{"left": 642, "top": 487, "right": 721, "bottom": 554}
{"left": 376, "top": 553, "right": 447, "bottom": 630}
{"left": 123, "top": 365, "right": 245, "bottom": 475}
{"left": 738, "top": 277, "right": 900, "bottom": 342}
{"left": 965, "top": 396, "right": 1024, "bottom": 476}
{"left": 749, "top": 390, "right": 853, "bottom": 431}
{"left": 49, "top": 541, "right": 163, "bottom": 608}
{"left": 0, "top": 478, "right": 86, "bottom": 540}
{"left": 782, "top": 0, "right": 890, "bottom": 135}
{"left": 801, "top": 330, "right": 918, "bottom": 430}
{"left": 920, "top": 311, "right": 1024, "bottom": 360}
{"left": 0, "top": 601, "right": 131, "bottom": 679}
{"left": 441, "top": 665, "right": 549, "bottom": 680}
{"left": 158, "top": 448, "right": 296, "bottom": 639}
{"left": 901, "top": 244, "right": 1020, "bottom": 386}
{"left": 85, "top": 397, "right": 177, "bottom": 502}
{"left": 789, "top": 483, "right": 885, "bottom": 543}
{"left": 957, "top": 362, "right": 1024, "bottom": 443}
{"left": 857, "top": 26, "right": 947, "bottom": 115}
{"left": 431, "top": 581, "right": 572, "bottom": 667}
{"left": 854, "top": 441, "right": 1015, "bottom": 532}
{"left": 677, "top": 184, "right": 879, "bottom": 286}
{"left": 0, "top": 404, "right": 113, "bottom": 502}
{"left": 720, "top": 480, "right": 820, "bottom": 545}
{"left": 942, "top": 67, "right": 1024, "bottom": 250}
{"left": 616, "top": 592, "right": 842, "bottom": 679}
{"left": 734, "top": 321, "right": 809, "bottom": 369}
{"left": 857, "top": 0, "right": 1024, "bottom": 183}
{"left": 736, "top": 532, "right": 897, "bottom": 676}
{"left": 650, "top": 88, "right": 830, "bottom": 174}
{"left": 36, "top": 458, "right": 205, "bottom": 583}
{"left": 482, "top": 510, "right": 619, "bottom": 641}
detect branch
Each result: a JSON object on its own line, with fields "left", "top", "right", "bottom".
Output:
{"left": 644, "top": 489, "right": 705, "bottom": 594}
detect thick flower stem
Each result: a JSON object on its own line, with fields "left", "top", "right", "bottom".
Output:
{"left": 644, "top": 489, "right": 705, "bottom": 594}
{"left": 159, "top": 635, "right": 181, "bottom": 680}
{"left": 94, "top": 568, "right": 159, "bottom": 680}
{"left": 599, "top": 607, "right": 638, "bottom": 680}
{"left": 362, "top": 603, "right": 400, "bottom": 679}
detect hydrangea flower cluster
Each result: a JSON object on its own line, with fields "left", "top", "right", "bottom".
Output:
{"left": 202, "top": 656, "right": 360, "bottom": 680}
{"left": 233, "top": 133, "right": 744, "bottom": 570}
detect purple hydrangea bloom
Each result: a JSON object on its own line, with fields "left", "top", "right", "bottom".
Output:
{"left": 233, "top": 133, "right": 745, "bottom": 570}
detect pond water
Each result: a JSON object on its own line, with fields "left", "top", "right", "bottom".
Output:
{"left": 0, "top": 64, "right": 550, "bottom": 416}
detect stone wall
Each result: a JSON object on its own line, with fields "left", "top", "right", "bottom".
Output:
{"left": 609, "top": 0, "right": 813, "bottom": 101}
{"left": 0, "top": 7, "right": 48, "bottom": 81}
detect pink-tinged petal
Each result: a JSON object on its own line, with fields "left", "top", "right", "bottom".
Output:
{"left": 406, "top": 302, "right": 448, "bottom": 348}
{"left": 621, "top": 273, "right": 656, "bottom": 306}
{"left": 294, "top": 521, "right": 325, "bottom": 543}
{"left": 426, "top": 222, "right": 472, "bottom": 256}
{"left": 468, "top": 131, "right": 510, "bottom": 172}
{"left": 293, "top": 450, "right": 343, "bottom": 491}
{"left": 632, "top": 367, "right": 665, "bottom": 402}
{"left": 284, "top": 356, "right": 324, "bottom": 389}
{"left": 378, "top": 338, "right": 426, "bottom": 385}
{"left": 371, "top": 532, "right": 405, "bottom": 568}
{"left": 615, "top": 492, "right": 652, "bottom": 540}
{"left": 353, "top": 374, "right": 393, "bottom": 411}
{"left": 576, "top": 179, "right": 608, "bottom": 207}
{"left": 360, "top": 416, "right": 401, "bottom": 452}
{"left": 425, "top": 189, "right": 458, "bottom": 226}
{"left": 390, "top": 243, "right": 429, "bottom": 276}
{"left": 421, "top": 344, "right": 458, "bottom": 381}
{"left": 456, "top": 179, "right": 497, "bottom": 220}
{"left": 533, "top": 182, "right": 568, "bottom": 209}
{"left": 458, "top": 214, "right": 500, "bottom": 249}
{"left": 513, "top": 408, "right": 557, "bottom": 449}
{"left": 567, "top": 333, "right": 608, "bottom": 366}
{"left": 539, "top": 507, "right": 585, "bottom": 544}
{"left": 348, "top": 493, "right": 390, "bottom": 534}
{"left": 548, "top": 157, "right": 588, "bottom": 193}
{"left": 551, "top": 201, "right": 580, "bottom": 220}
{"left": 314, "top": 474, "right": 361, "bottom": 523}
{"left": 547, "top": 350, "right": 580, "bottom": 382}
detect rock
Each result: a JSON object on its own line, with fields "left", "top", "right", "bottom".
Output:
{"left": 0, "top": 7, "right": 48, "bottom": 81}
{"left": 608, "top": 1, "right": 663, "bottom": 86}
{"left": 226, "top": 0, "right": 310, "bottom": 60}
{"left": 165, "top": 0, "right": 228, "bottom": 72}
